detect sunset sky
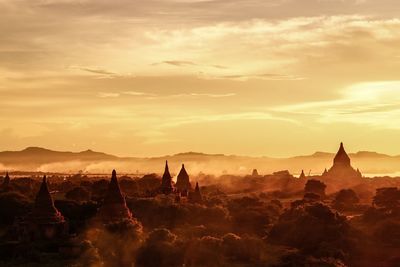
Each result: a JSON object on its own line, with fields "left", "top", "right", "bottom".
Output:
{"left": 1, "top": 0, "right": 400, "bottom": 157}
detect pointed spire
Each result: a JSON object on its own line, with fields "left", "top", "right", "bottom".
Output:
{"left": 190, "top": 182, "right": 203, "bottom": 203}
{"left": 2, "top": 172, "right": 10, "bottom": 187}
{"left": 31, "top": 175, "right": 64, "bottom": 223}
{"left": 104, "top": 169, "right": 125, "bottom": 204}
{"left": 333, "top": 142, "right": 351, "bottom": 166}
{"left": 164, "top": 160, "right": 170, "bottom": 176}
{"left": 161, "top": 160, "right": 173, "bottom": 194}
{"left": 299, "top": 170, "right": 306, "bottom": 179}
{"left": 97, "top": 170, "right": 133, "bottom": 223}
{"left": 322, "top": 168, "right": 328, "bottom": 176}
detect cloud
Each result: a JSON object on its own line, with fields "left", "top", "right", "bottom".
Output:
{"left": 158, "top": 60, "right": 198, "bottom": 67}
{"left": 97, "top": 92, "right": 120, "bottom": 98}
{"left": 275, "top": 81, "right": 400, "bottom": 129}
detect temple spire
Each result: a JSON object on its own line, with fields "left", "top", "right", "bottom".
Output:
{"left": 31, "top": 175, "right": 64, "bottom": 223}
{"left": 299, "top": 170, "right": 306, "bottom": 179}
{"left": 176, "top": 163, "right": 191, "bottom": 195}
{"left": 103, "top": 169, "right": 125, "bottom": 204}
{"left": 160, "top": 160, "right": 173, "bottom": 194}
{"left": 1, "top": 172, "right": 10, "bottom": 190}
{"left": 333, "top": 142, "right": 351, "bottom": 167}
{"left": 97, "top": 170, "right": 134, "bottom": 224}
{"left": 190, "top": 182, "right": 203, "bottom": 203}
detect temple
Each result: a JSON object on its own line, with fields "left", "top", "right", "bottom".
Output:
{"left": 299, "top": 170, "right": 306, "bottom": 179}
{"left": 322, "top": 142, "right": 362, "bottom": 179}
{"left": 160, "top": 161, "right": 174, "bottom": 195}
{"left": 17, "top": 176, "right": 67, "bottom": 241}
{"left": 175, "top": 164, "right": 191, "bottom": 196}
{"left": 97, "top": 170, "right": 135, "bottom": 225}
{"left": 189, "top": 182, "right": 203, "bottom": 204}
{"left": 0, "top": 172, "right": 11, "bottom": 191}
{"left": 252, "top": 169, "right": 259, "bottom": 176}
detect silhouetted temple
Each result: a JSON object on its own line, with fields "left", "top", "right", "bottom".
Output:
{"left": 299, "top": 170, "right": 306, "bottom": 179}
{"left": 17, "top": 176, "right": 67, "bottom": 241}
{"left": 160, "top": 161, "right": 174, "bottom": 195}
{"left": 252, "top": 169, "right": 259, "bottom": 176}
{"left": 189, "top": 182, "right": 203, "bottom": 204}
{"left": 322, "top": 142, "right": 362, "bottom": 179}
{"left": 176, "top": 164, "right": 191, "bottom": 196}
{"left": 322, "top": 168, "right": 328, "bottom": 176}
{"left": 0, "top": 172, "right": 10, "bottom": 191}
{"left": 97, "top": 170, "right": 135, "bottom": 225}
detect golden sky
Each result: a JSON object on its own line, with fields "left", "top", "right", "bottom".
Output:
{"left": 1, "top": 0, "right": 400, "bottom": 157}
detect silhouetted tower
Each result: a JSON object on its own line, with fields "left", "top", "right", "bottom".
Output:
{"left": 97, "top": 170, "right": 134, "bottom": 224}
{"left": 160, "top": 161, "right": 174, "bottom": 195}
{"left": 333, "top": 142, "right": 351, "bottom": 167}
{"left": 189, "top": 182, "right": 203, "bottom": 204}
{"left": 176, "top": 164, "right": 191, "bottom": 197}
{"left": 322, "top": 168, "right": 328, "bottom": 176}
{"left": 323, "top": 142, "right": 362, "bottom": 179}
{"left": 252, "top": 169, "right": 259, "bottom": 176}
{"left": 18, "top": 176, "right": 67, "bottom": 241}
{"left": 299, "top": 170, "right": 306, "bottom": 179}
{"left": 1, "top": 172, "right": 10, "bottom": 191}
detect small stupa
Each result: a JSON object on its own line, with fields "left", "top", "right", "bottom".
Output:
{"left": 175, "top": 164, "right": 191, "bottom": 196}
{"left": 97, "top": 170, "right": 135, "bottom": 225}
{"left": 252, "top": 169, "right": 259, "bottom": 176}
{"left": 323, "top": 142, "right": 362, "bottom": 179}
{"left": 0, "top": 172, "right": 11, "bottom": 191}
{"left": 299, "top": 170, "right": 306, "bottom": 179}
{"left": 18, "top": 176, "right": 67, "bottom": 241}
{"left": 189, "top": 182, "right": 203, "bottom": 204}
{"left": 160, "top": 161, "right": 174, "bottom": 195}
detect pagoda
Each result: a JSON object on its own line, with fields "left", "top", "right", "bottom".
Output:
{"left": 322, "top": 142, "right": 362, "bottom": 179}
{"left": 189, "top": 182, "right": 203, "bottom": 204}
{"left": 0, "top": 172, "right": 11, "bottom": 191}
{"left": 175, "top": 164, "right": 191, "bottom": 196}
{"left": 18, "top": 176, "right": 67, "bottom": 241}
{"left": 299, "top": 170, "right": 306, "bottom": 179}
{"left": 97, "top": 170, "right": 135, "bottom": 225}
{"left": 252, "top": 169, "right": 259, "bottom": 177}
{"left": 160, "top": 161, "right": 174, "bottom": 195}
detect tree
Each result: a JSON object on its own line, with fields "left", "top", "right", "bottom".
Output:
{"left": 0, "top": 192, "right": 32, "bottom": 225}
{"left": 373, "top": 187, "right": 400, "bottom": 211}
{"left": 305, "top": 179, "right": 327, "bottom": 198}
{"left": 333, "top": 189, "right": 359, "bottom": 211}
{"left": 65, "top": 186, "right": 91, "bottom": 202}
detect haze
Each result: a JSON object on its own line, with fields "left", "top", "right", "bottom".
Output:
{"left": 1, "top": 0, "right": 400, "bottom": 157}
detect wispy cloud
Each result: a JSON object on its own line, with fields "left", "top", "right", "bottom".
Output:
{"left": 275, "top": 81, "right": 400, "bottom": 129}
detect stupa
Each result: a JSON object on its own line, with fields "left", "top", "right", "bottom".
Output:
{"left": 175, "top": 164, "right": 191, "bottom": 196}
{"left": 18, "top": 176, "right": 67, "bottom": 241}
{"left": 299, "top": 170, "right": 306, "bottom": 179}
{"left": 97, "top": 170, "right": 135, "bottom": 225}
{"left": 0, "top": 172, "right": 10, "bottom": 191}
{"left": 189, "top": 182, "right": 203, "bottom": 204}
{"left": 160, "top": 161, "right": 174, "bottom": 195}
{"left": 322, "top": 142, "right": 362, "bottom": 179}
{"left": 252, "top": 169, "right": 259, "bottom": 176}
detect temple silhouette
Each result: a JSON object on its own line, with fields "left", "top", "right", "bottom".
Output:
{"left": 322, "top": 142, "right": 362, "bottom": 179}
{"left": 175, "top": 164, "right": 192, "bottom": 197}
{"left": 97, "top": 169, "right": 137, "bottom": 227}
{"left": 160, "top": 160, "right": 174, "bottom": 195}
{"left": 17, "top": 176, "right": 68, "bottom": 241}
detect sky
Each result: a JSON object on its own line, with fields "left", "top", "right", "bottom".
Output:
{"left": 1, "top": 0, "right": 400, "bottom": 157}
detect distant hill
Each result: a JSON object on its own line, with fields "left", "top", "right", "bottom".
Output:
{"left": 0, "top": 147, "right": 117, "bottom": 166}
{"left": 0, "top": 147, "right": 400, "bottom": 176}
